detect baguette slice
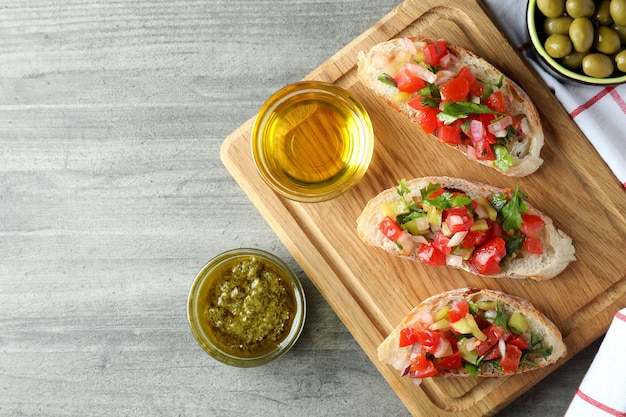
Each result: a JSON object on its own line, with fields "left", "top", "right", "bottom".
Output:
{"left": 357, "top": 37, "right": 544, "bottom": 176}
{"left": 378, "top": 287, "right": 567, "bottom": 382}
{"left": 356, "top": 176, "right": 575, "bottom": 280}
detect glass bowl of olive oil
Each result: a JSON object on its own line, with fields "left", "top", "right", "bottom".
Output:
{"left": 251, "top": 81, "right": 374, "bottom": 202}
{"left": 187, "top": 248, "right": 306, "bottom": 367}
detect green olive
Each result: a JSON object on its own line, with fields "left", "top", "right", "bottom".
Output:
{"left": 582, "top": 53, "right": 615, "bottom": 77}
{"left": 561, "top": 50, "right": 587, "bottom": 69}
{"left": 616, "top": 49, "right": 626, "bottom": 72}
{"left": 569, "top": 17, "right": 595, "bottom": 52}
{"left": 594, "top": 1, "right": 614, "bottom": 25}
{"left": 566, "top": 0, "right": 596, "bottom": 18}
{"left": 545, "top": 34, "right": 574, "bottom": 57}
{"left": 544, "top": 16, "right": 574, "bottom": 35}
{"left": 610, "top": 0, "right": 626, "bottom": 26}
{"left": 538, "top": 0, "right": 566, "bottom": 18}
{"left": 594, "top": 26, "right": 622, "bottom": 54}
{"left": 612, "top": 23, "right": 626, "bottom": 43}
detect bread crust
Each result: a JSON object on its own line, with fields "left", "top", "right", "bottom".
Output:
{"left": 357, "top": 37, "right": 544, "bottom": 176}
{"left": 356, "top": 176, "right": 576, "bottom": 280}
{"left": 378, "top": 287, "right": 567, "bottom": 378}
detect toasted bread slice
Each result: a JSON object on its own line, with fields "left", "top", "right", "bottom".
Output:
{"left": 378, "top": 287, "right": 567, "bottom": 382}
{"left": 357, "top": 37, "right": 544, "bottom": 176}
{"left": 356, "top": 176, "right": 575, "bottom": 280}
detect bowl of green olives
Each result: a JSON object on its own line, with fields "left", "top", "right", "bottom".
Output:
{"left": 528, "top": 0, "right": 626, "bottom": 85}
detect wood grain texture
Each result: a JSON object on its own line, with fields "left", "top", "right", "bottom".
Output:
{"left": 221, "top": 0, "right": 626, "bottom": 416}
{"left": 0, "top": 0, "right": 614, "bottom": 416}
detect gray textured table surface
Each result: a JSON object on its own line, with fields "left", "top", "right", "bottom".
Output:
{"left": 0, "top": 1, "right": 602, "bottom": 416}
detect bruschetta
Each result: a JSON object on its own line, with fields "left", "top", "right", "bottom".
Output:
{"left": 378, "top": 287, "right": 567, "bottom": 384}
{"left": 357, "top": 38, "right": 544, "bottom": 176}
{"left": 356, "top": 176, "right": 575, "bottom": 280}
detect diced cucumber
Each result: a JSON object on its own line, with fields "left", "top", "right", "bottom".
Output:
{"left": 470, "top": 218, "right": 489, "bottom": 232}
{"left": 477, "top": 197, "right": 497, "bottom": 221}
{"left": 466, "top": 314, "right": 487, "bottom": 341}
{"left": 427, "top": 207, "right": 442, "bottom": 228}
{"left": 403, "top": 216, "right": 429, "bottom": 235}
{"left": 453, "top": 246, "right": 474, "bottom": 260}
{"left": 508, "top": 312, "right": 529, "bottom": 334}
{"left": 379, "top": 200, "right": 409, "bottom": 218}
{"left": 429, "top": 318, "right": 450, "bottom": 330}
{"left": 475, "top": 301, "right": 497, "bottom": 311}
{"left": 451, "top": 317, "right": 472, "bottom": 334}
{"left": 433, "top": 305, "right": 451, "bottom": 322}
{"left": 457, "top": 338, "right": 479, "bottom": 365}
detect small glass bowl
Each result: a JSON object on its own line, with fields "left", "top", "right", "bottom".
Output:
{"left": 527, "top": 0, "right": 626, "bottom": 85}
{"left": 251, "top": 81, "right": 374, "bottom": 203}
{"left": 188, "top": 248, "right": 306, "bottom": 367}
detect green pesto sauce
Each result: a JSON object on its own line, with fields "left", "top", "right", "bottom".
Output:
{"left": 205, "top": 256, "right": 295, "bottom": 357}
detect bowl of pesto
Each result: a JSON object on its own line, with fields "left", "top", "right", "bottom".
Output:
{"left": 188, "top": 248, "right": 306, "bottom": 367}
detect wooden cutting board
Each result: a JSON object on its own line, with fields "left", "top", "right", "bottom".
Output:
{"left": 220, "top": 0, "right": 626, "bottom": 415}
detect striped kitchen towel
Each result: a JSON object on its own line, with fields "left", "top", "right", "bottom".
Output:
{"left": 564, "top": 309, "right": 626, "bottom": 417}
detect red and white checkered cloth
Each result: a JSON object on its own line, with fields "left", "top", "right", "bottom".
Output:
{"left": 564, "top": 309, "right": 626, "bottom": 417}
{"left": 482, "top": 0, "right": 626, "bottom": 188}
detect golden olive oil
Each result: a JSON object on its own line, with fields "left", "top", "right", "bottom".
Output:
{"left": 252, "top": 82, "right": 373, "bottom": 202}
{"left": 268, "top": 100, "right": 352, "bottom": 184}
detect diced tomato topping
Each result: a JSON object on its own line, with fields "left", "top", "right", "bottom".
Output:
{"left": 432, "top": 233, "right": 452, "bottom": 255}
{"left": 394, "top": 66, "right": 427, "bottom": 93}
{"left": 410, "top": 352, "right": 439, "bottom": 378}
{"left": 457, "top": 66, "right": 484, "bottom": 97}
{"left": 499, "top": 343, "right": 523, "bottom": 373}
{"left": 422, "top": 40, "right": 448, "bottom": 66}
{"left": 469, "top": 236, "right": 507, "bottom": 275}
{"left": 461, "top": 230, "right": 488, "bottom": 249}
{"left": 474, "top": 314, "right": 493, "bottom": 330}
{"left": 416, "top": 107, "right": 441, "bottom": 134}
{"left": 483, "top": 347, "right": 501, "bottom": 361}
{"left": 475, "top": 324, "right": 505, "bottom": 356}
{"left": 408, "top": 95, "right": 428, "bottom": 110}
{"left": 440, "top": 75, "right": 470, "bottom": 102}
{"left": 520, "top": 214, "right": 544, "bottom": 236}
{"left": 473, "top": 139, "right": 495, "bottom": 160}
{"left": 378, "top": 216, "right": 403, "bottom": 242}
{"left": 484, "top": 90, "right": 506, "bottom": 113}
{"left": 415, "top": 329, "right": 441, "bottom": 354}
{"left": 399, "top": 327, "right": 419, "bottom": 347}
{"left": 437, "top": 351, "right": 463, "bottom": 371}
{"left": 417, "top": 243, "right": 447, "bottom": 266}
{"left": 506, "top": 333, "right": 530, "bottom": 350}
{"left": 478, "top": 115, "right": 497, "bottom": 144}
{"left": 487, "top": 220, "right": 508, "bottom": 239}
{"left": 443, "top": 206, "right": 474, "bottom": 233}
{"left": 523, "top": 236, "right": 544, "bottom": 254}
{"left": 437, "top": 124, "right": 463, "bottom": 145}
{"left": 478, "top": 113, "right": 497, "bottom": 125}
{"left": 426, "top": 185, "right": 445, "bottom": 199}
{"left": 447, "top": 300, "right": 470, "bottom": 323}
{"left": 379, "top": 216, "right": 403, "bottom": 241}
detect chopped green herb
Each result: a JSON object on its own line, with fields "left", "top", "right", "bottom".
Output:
{"left": 494, "top": 301, "right": 509, "bottom": 331}
{"left": 421, "top": 185, "right": 472, "bottom": 210}
{"left": 480, "top": 75, "right": 505, "bottom": 100}
{"left": 464, "top": 362, "right": 479, "bottom": 379}
{"left": 378, "top": 73, "right": 396, "bottom": 87}
{"left": 493, "top": 145, "right": 513, "bottom": 172}
{"left": 500, "top": 185, "right": 528, "bottom": 233}
{"left": 416, "top": 84, "right": 440, "bottom": 108}
{"left": 489, "top": 193, "right": 509, "bottom": 212}
{"left": 437, "top": 102, "right": 503, "bottom": 125}
{"left": 504, "top": 235, "right": 524, "bottom": 259}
